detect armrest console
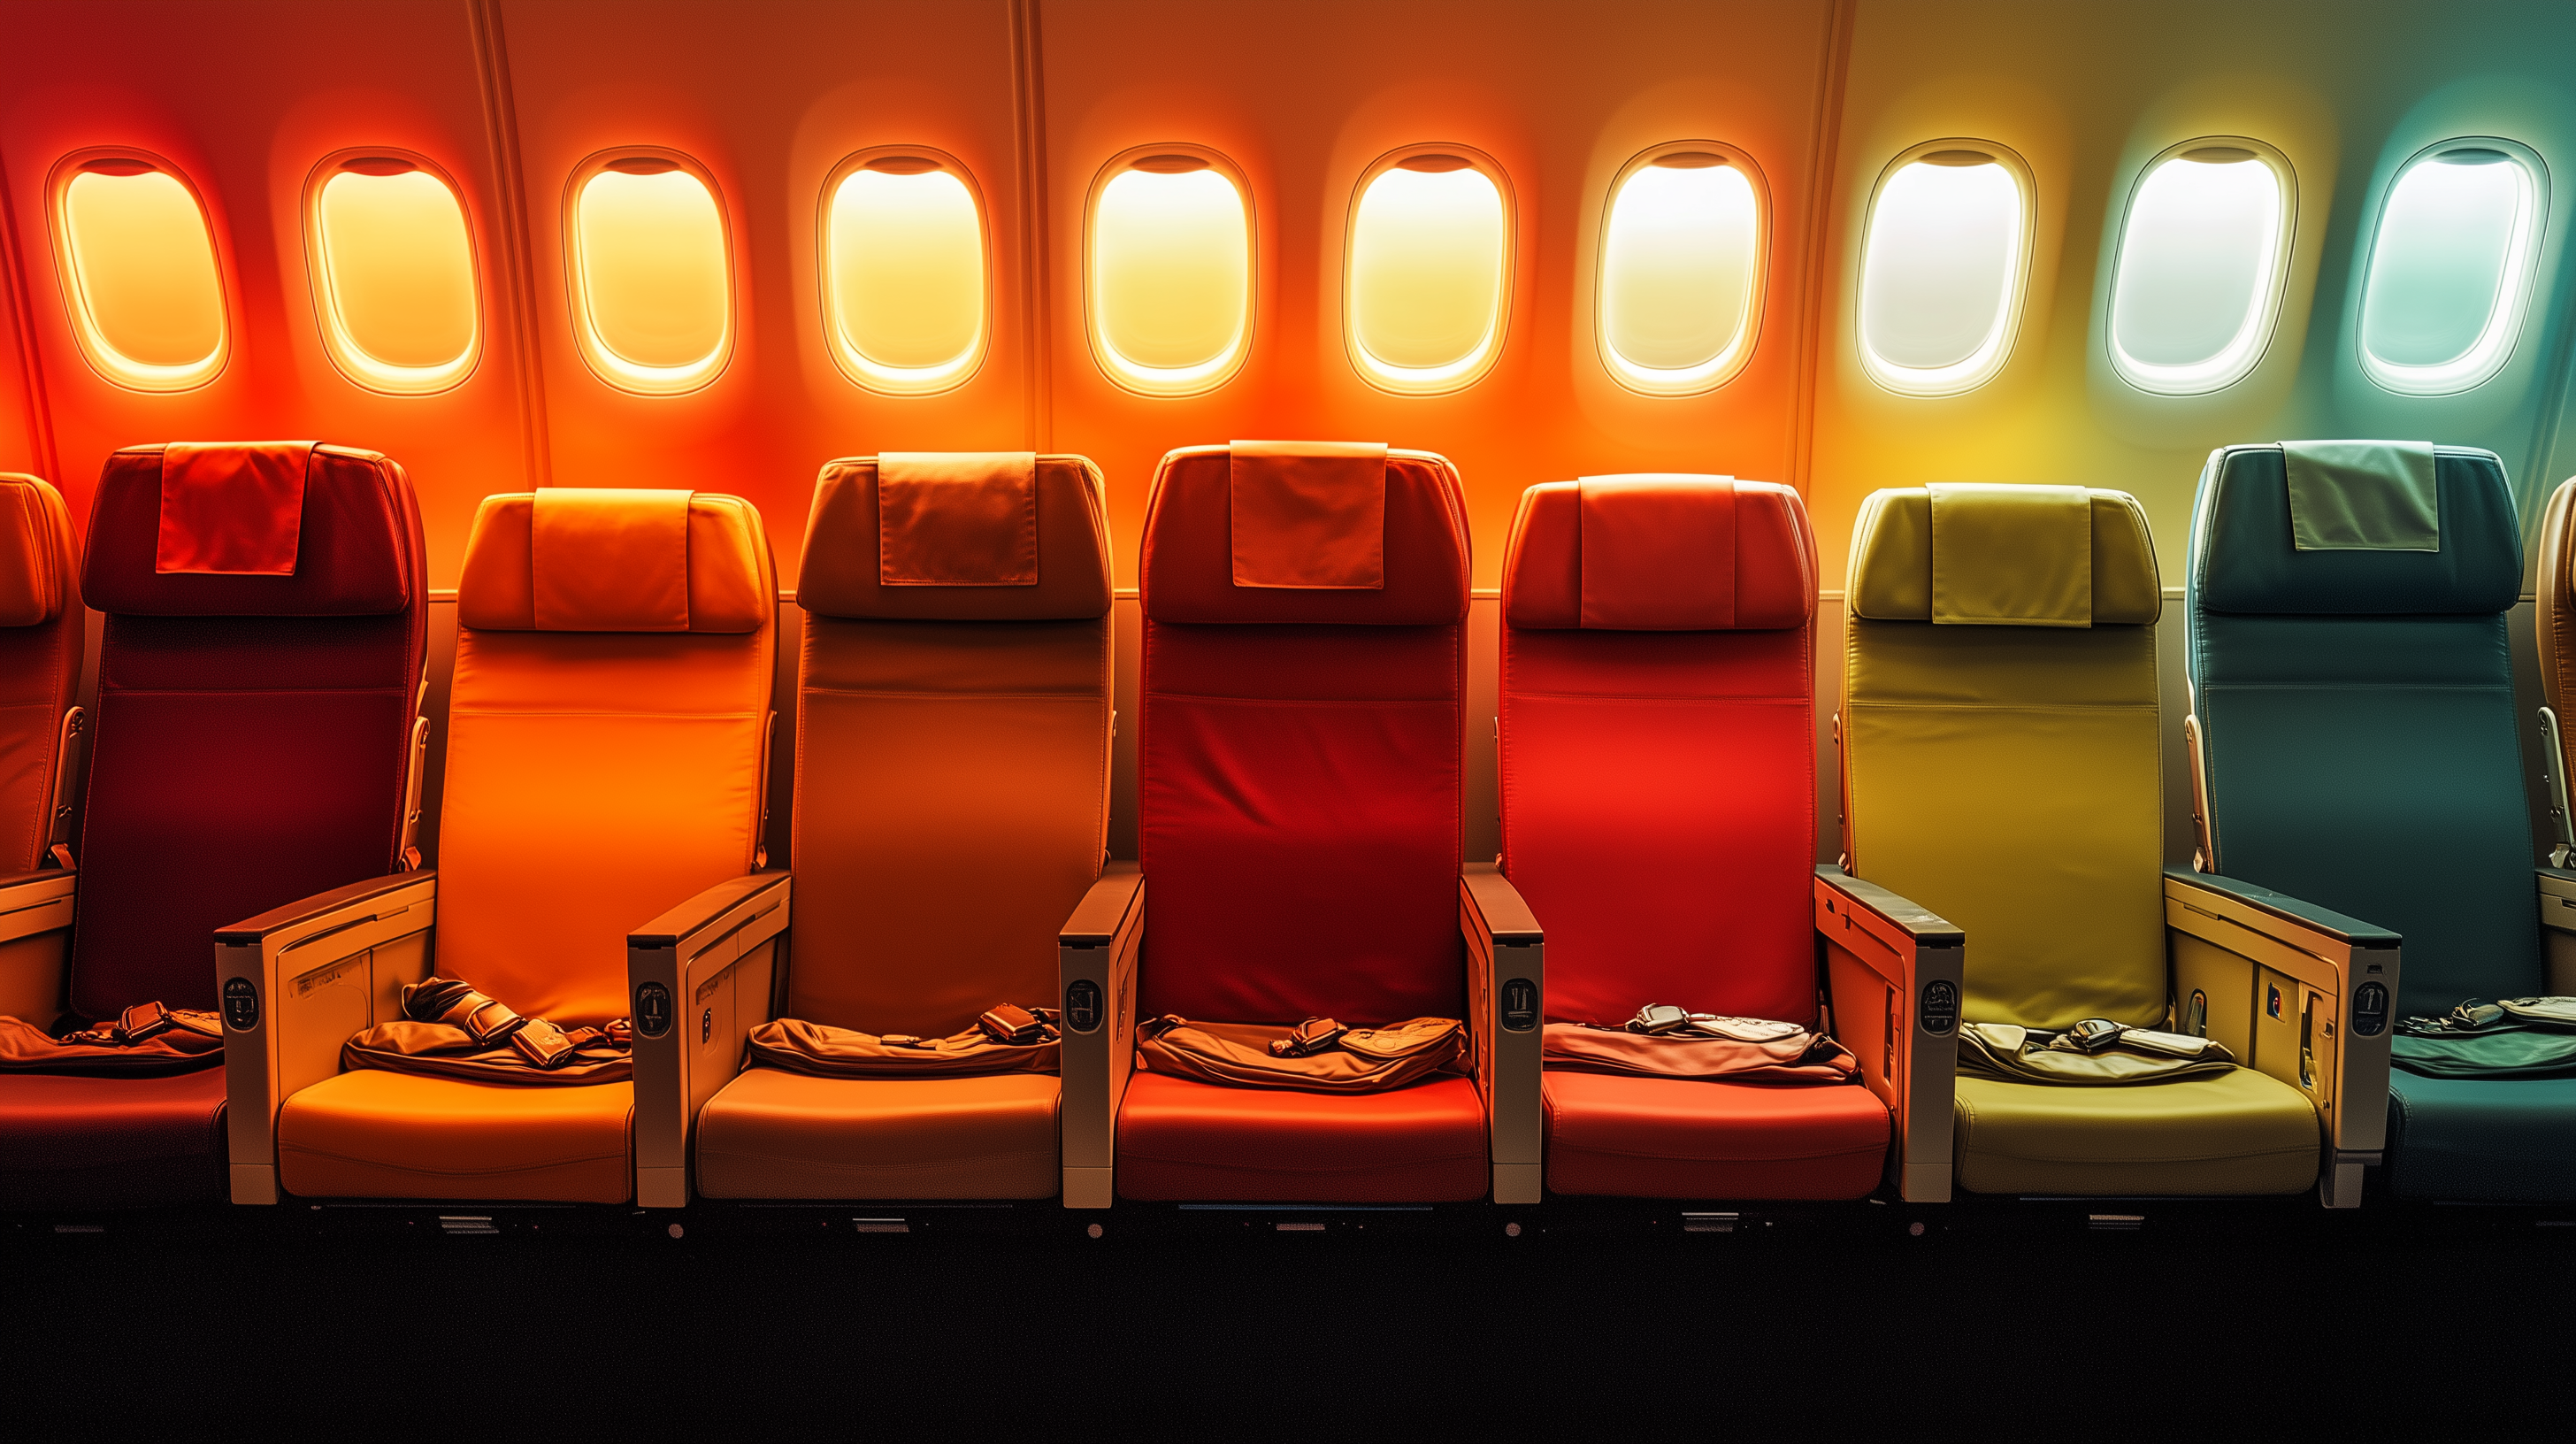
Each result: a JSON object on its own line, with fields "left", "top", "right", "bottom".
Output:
{"left": 0, "top": 868, "right": 76, "bottom": 1029}
{"left": 1460, "top": 864, "right": 1543, "bottom": 1207}
{"left": 0, "top": 867, "right": 76, "bottom": 948}
{"left": 218, "top": 871, "right": 439, "bottom": 1205}
{"left": 628, "top": 870, "right": 793, "bottom": 1209}
{"left": 1814, "top": 864, "right": 1963, "bottom": 1203}
{"left": 1060, "top": 863, "right": 1144, "bottom": 1209}
{"left": 2164, "top": 868, "right": 2399, "bottom": 1208}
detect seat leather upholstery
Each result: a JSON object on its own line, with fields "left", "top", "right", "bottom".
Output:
{"left": 1116, "top": 445, "right": 1486, "bottom": 1202}
{"left": 2195, "top": 445, "right": 2552, "bottom": 1202}
{"left": 1848, "top": 483, "right": 2319, "bottom": 1197}
{"left": 0, "top": 476, "right": 80, "bottom": 878}
{"left": 694, "top": 456, "right": 1112, "bottom": 1201}
{"left": 277, "top": 490, "right": 773, "bottom": 1202}
{"left": 1500, "top": 477, "right": 1890, "bottom": 1199}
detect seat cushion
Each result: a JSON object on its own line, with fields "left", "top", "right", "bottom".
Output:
{"left": 1115, "top": 1070, "right": 1487, "bottom": 1202}
{"left": 1953, "top": 1068, "right": 2319, "bottom": 1196}
{"left": 1542, "top": 1071, "right": 1888, "bottom": 1200}
{"left": 276, "top": 1069, "right": 632, "bottom": 1202}
{"left": 0, "top": 1067, "right": 226, "bottom": 1208}
{"left": 695, "top": 1066, "right": 1059, "bottom": 1200}
{"left": 2388, "top": 1071, "right": 2576, "bottom": 1203}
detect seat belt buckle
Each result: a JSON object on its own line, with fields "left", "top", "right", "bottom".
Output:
{"left": 978, "top": 1004, "right": 1048, "bottom": 1046}
{"left": 1271, "top": 1017, "right": 1347, "bottom": 1057}
{"left": 1626, "top": 1004, "right": 1690, "bottom": 1035}
{"left": 509, "top": 1018, "right": 579, "bottom": 1068}
{"left": 116, "top": 1001, "right": 173, "bottom": 1044}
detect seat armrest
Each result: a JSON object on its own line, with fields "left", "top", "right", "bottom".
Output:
{"left": 2163, "top": 870, "right": 2399, "bottom": 1209}
{"left": 0, "top": 867, "right": 76, "bottom": 947}
{"left": 0, "top": 868, "right": 77, "bottom": 1028}
{"left": 217, "top": 872, "right": 439, "bottom": 1205}
{"left": 1060, "top": 863, "right": 1143, "bottom": 1209}
{"left": 628, "top": 870, "right": 793, "bottom": 1209}
{"left": 1460, "top": 863, "right": 1543, "bottom": 1207}
{"left": 1814, "top": 864, "right": 1962, "bottom": 1203}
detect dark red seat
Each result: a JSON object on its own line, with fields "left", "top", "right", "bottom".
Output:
{"left": 1500, "top": 476, "right": 1889, "bottom": 1200}
{"left": 0, "top": 443, "right": 425, "bottom": 1209}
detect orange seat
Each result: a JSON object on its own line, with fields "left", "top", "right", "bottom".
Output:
{"left": 1115, "top": 1072, "right": 1489, "bottom": 1203}
{"left": 276, "top": 1070, "right": 632, "bottom": 1203}
{"left": 0, "top": 473, "right": 79, "bottom": 880}
{"left": 696, "top": 1071, "right": 1060, "bottom": 1200}
{"left": 1541, "top": 1072, "right": 1892, "bottom": 1201}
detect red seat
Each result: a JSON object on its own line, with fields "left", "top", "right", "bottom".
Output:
{"left": 1499, "top": 476, "right": 1889, "bottom": 1199}
{"left": 1117, "top": 1072, "right": 1488, "bottom": 1202}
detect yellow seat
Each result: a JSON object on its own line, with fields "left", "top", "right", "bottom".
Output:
{"left": 1955, "top": 1072, "right": 2319, "bottom": 1196}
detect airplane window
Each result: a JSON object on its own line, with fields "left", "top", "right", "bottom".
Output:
{"left": 51, "top": 157, "right": 226, "bottom": 391}
{"left": 1086, "top": 150, "right": 1251, "bottom": 396}
{"left": 2108, "top": 142, "right": 2294, "bottom": 396}
{"left": 1598, "top": 146, "right": 1766, "bottom": 396}
{"left": 2360, "top": 140, "right": 2547, "bottom": 396}
{"left": 1857, "top": 144, "right": 2030, "bottom": 396}
{"left": 309, "top": 157, "right": 479, "bottom": 395}
{"left": 824, "top": 153, "right": 988, "bottom": 396}
{"left": 567, "top": 154, "right": 732, "bottom": 394}
{"left": 1347, "top": 150, "right": 1510, "bottom": 395}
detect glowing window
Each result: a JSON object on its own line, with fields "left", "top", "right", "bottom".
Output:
{"left": 50, "top": 156, "right": 226, "bottom": 391}
{"left": 565, "top": 153, "right": 733, "bottom": 395}
{"left": 1598, "top": 145, "right": 1767, "bottom": 396}
{"left": 1857, "top": 143, "right": 2033, "bottom": 396}
{"left": 1085, "top": 150, "right": 1251, "bottom": 397}
{"left": 1346, "top": 149, "right": 1511, "bottom": 395}
{"left": 2360, "top": 140, "right": 2549, "bottom": 396}
{"left": 823, "top": 151, "right": 988, "bottom": 396}
{"left": 307, "top": 155, "right": 480, "bottom": 395}
{"left": 2108, "top": 142, "right": 2295, "bottom": 396}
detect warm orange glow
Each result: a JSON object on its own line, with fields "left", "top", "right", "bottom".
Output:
{"left": 568, "top": 158, "right": 732, "bottom": 394}
{"left": 824, "top": 157, "right": 988, "bottom": 395}
{"left": 1598, "top": 149, "right": 1766, "bottom": 395}
{"left": 1086, "top": 154, "right": 1251, "bottom": 396}
{"left": 53, "top": 161, "right": 226, "bottom": 391}
{"left": 310, "top": 160, "right": 480, "bottom": 394}
{"left": 1346, "top": 152, "right": 1509, "bottom": 395}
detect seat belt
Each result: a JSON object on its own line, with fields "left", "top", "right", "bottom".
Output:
{"left": 396, "top": 682, "right": 428, "bottom": 871}
{"left": 44, "top": 704, "right": 84, "bottom": 870}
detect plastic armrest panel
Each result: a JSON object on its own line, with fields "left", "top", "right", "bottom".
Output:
{"left": 0, "top": 867, "right": 75, "bottom": 948}
{"left": 2163, "top": 867, "right": 2399, "bottom": 948}
{"left": 1460, "top": 863, "right": 1543, "bottom": 1206}
{"left": 1814, "top": 864, "right": 1961, "bottom": 1203}
{"left": 629, "top": 870, "right": 793, "bottom": 1209}
{"left": 1060, "top": 863, "right": 1144, "bottom": 1208}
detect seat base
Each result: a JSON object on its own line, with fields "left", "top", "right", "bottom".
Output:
{"left": 1116, "top": 1071, "right": 1487, "bottom": 1202}
{"left": 2388, "top": 1071, "right": 2576, "bottom": 1203}
{"left": 1542, "top": 1071, "right": 1889, "bottom": 1200}
{"left": 277, "top": 1069, "right": 632, "bottom": 1203}
{"left": 696, "top": 1066, "right": 1058, "bottom": 1200}
{"left": 1954, "top": 1067, "right": 2319, "bottom": 1196}
{"left": 0, "top": 1065, "right": 226, "bottom": 1209}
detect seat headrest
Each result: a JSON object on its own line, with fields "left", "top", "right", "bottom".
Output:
{"left": 0, "top": 474, "right": 73, "bottom": 627}
{"left": 1849, "top": 485, "right": 2161, "bottom": 627}
{"left": 1142, "top": 445, "right": 1468, "bottom": 626}
{"left": 82, "top": 444, "right": 418, "bottom": 618}
{"left": 1503, "top": 475, "right": 1815, "bottom": 631}
{"left": 2194, "top": 444, "right": 2519, "bottom": 617}
{"left": 798, "top": 455, "right": 1111, "bottom": 621}
{"left": 458, "top": 489, "right": 772, "bottom": 634}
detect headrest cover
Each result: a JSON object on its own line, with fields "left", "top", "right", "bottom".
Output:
{"left": 2194, "top": 444, "right": 2518, "bottom": 617}
{"left": 458, "top": 490, "right": 771, "bottom": 634}
{"left": 878, "top": 452, "right": 1038, "bottom": 587}
{"left": 1144, "top": 447, "right": 1468, "bottom": 626}
{"left": 155, "top": 442, "right": 314, "bottom": 576}
{"left": 2283, "top": 439, "right": 2439, "bottom": 552}
{"left": 1849, "top": 486, "right": 2160, "bottom": 627}
{"left": 82, "top": 445, "right": 416, "bottom": 618}
{"left": 0, "top": 475, "right": 70, "bottom": 627}
{"left": 1230, "top": 441, "right": 1387, "bottom": 589}
{"left": 798, "top": 456, "right": 1111, "bottom": 622}
{"left": 1503, "top": 476, "right": 1817, "bottom": 631}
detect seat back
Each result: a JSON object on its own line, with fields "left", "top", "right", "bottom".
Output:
{"left": 0, "top": 474, "right": 80, "bottom": 876}
{"left": 2189, "top": 443, "right": 2531, "bottom": 1016}
{"left": 788, "top": 453, "right": 1112, "bottom": 1036}
{"left": 1138, "top": 443, "right": 1469, "bottom": 1023}
{"left": 1499, "top": 476, "right": 1821, "bottom": 1025}
{"left": 1842, "top": 485, "right": 2166, "bottom": 1031}
{"left": 446, "top": 489, "right": 776, "bottom": 1025}
{"left": 75, "top": 443, "right": 426, "bottom": 1017}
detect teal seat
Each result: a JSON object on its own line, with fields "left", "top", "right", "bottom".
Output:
{"left": 2185, "top": 442, "right": 2553, "bottom": 1202}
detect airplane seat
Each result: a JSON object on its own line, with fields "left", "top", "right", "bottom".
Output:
{"left": 259, "top": 488, "right": 774, "bottom": 1204}
{"left": 1844, "top": 483, "right": 2327, "bottom": 1197}
{"left": 2, "top": 445, "right": 427, "bottom": 1210}
{"left": 2193, "top": 443, "right": 2552, "bottom": 1202}
{"left": 684, "top": 453, "right": 1113, "bottom": 1202}
{"left": 1499, "top": 476, "right": 1890, "bottom": 1200}
{"left": 1111, "top": 442, "right": 1499, "bottom": 1203}
{"left": 0, "top": 474, "right": 80, "bottom": 877}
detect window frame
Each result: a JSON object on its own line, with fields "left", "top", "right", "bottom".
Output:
{"left": 303, "top": 147, "right": 485, "bottom": 397}
{"left": 2104, "top": 135, "right": 2299, "bottom": 397}
{"left": 1342, "top": 141, "right": 1517, "bottom": 397}
{"left": 1080, "top": 142, "right": 1256, "bottom": 399}
{"left": 1853, "top": 137, "right": 2036, "bottom": 398}
{"left": 45, "top": 147, "right": 231, "bottom": 394}
{"left": 561, "top": 146, "right": 738, "bottom": 397}
{"left": 1593, "top": 139, "right": 1772, "bottom": 397}
{"left": 2357, "top": 135, "right": 2551, "bottom": 398}
{"left": 816, "top": 144, "right": 993, "bottom": 398}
